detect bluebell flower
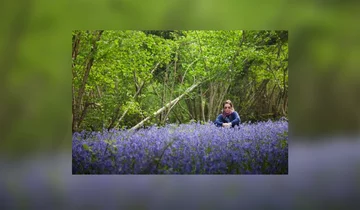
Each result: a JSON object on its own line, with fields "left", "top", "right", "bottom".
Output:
{"left": 73, "top": 120, "right": 288, "bottom": 174}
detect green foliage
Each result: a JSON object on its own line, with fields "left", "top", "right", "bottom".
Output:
{"left": 72, "top": 30, "right": 288, "bottom": 131}
{"left": 82, "top": 143, "right": 90, "bottom": 151}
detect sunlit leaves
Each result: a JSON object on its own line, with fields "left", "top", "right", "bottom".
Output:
{"left": 73, "top": 30, "right": 288, "bottom": 131}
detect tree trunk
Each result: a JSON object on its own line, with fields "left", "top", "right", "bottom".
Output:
{"left": 72, "top": 31, "right": 81, "bottom": 133}
{"left": 215, "top": 82, "right": 230, "bottom": 115}
{"left": 164, "top": 55, "right": 177, "bottom": 123}
{"left": 72, "top": 30, "right": 103, "bottom": 132}
{"left": 185, "top": 98, "right": 194, "bottom": 120}
{"left": 193, "top": 97, "right": 197, "bottom": 121}
{"left": 160, "top": 65, "right": 168, "bottom": 123}
{"left": 131, "top": 82, "right": 202, "bottom": 130}
{"left": 200, "top": 88, "right": 205, "bottom": 122}
{"left": 207, "top": 83, "right": 215, "bottom": 121}
{"left": 268, "top": 84, "right": 277, "bottom": 114}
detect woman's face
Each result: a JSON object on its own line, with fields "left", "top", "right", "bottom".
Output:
{"left": 224, "top": 104, "right": 232, "bottom": 114}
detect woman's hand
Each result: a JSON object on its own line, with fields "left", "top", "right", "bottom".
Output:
{"left": 222, "top": 123, "right": 231, "bottom": 128}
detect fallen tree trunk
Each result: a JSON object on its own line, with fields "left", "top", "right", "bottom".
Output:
{"left": 130, "top": 81, "right": 202, "bottom": 130}
{"left": 111, "top": 62, "right": 160, "bottom": 130}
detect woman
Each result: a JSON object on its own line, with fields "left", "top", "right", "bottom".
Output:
{"left": 214, "top": 100, "right": 241, "bottom": 128}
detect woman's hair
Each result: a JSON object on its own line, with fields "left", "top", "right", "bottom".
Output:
{"left": 223, "top": 100, "right": 234, "bottom": 109}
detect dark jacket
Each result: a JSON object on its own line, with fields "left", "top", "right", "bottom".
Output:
{"left": 214, "top": 111, "right": 241, "bottom": 127}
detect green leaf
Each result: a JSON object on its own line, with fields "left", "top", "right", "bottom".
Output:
{"left": 82, "top": 144, "right": 90, "bottom": 151}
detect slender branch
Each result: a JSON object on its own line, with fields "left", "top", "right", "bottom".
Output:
{"left": 131, "top": 81, "right": 202, "bottom": 130}
{"left": 181, "top": 58, "right": 199, "bottom": 84}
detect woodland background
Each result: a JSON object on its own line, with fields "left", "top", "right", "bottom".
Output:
{"left": 72, "top": 30, "right": 288, "bottom": 132}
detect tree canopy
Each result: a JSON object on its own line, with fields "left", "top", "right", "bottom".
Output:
{"left": 72, "top": 30, "right": 288, "bottom": 132}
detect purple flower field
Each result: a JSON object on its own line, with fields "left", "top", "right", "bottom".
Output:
{"left": 72, "top": 120, "right": 288, "bottom": 174}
